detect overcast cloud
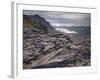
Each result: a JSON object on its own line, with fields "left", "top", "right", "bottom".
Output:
{"left": 23, "top": 10, "right": 91, "bottom": 27}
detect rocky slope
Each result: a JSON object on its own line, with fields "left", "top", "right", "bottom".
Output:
{"left": 23, "top": 14, "right": 91, "bottom": 69}
{"left": 23, "top": 15, "right": 56, "bottom": 33}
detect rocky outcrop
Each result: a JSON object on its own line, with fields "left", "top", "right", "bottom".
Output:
{"left": 23, "top": 28, "right": 90, "bottom": 69}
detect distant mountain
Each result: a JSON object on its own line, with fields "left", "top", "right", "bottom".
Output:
{"left": 65, "top": 26, "right": 90, "bottom": 37}
{"left": 54, "top": 26, "right": 90, "bottom": 28}
{"left": 55, "top": 26, "right": 90, "bottom": 38}
{"left": 23, "top": 14, "right": 56, "bottom": 33}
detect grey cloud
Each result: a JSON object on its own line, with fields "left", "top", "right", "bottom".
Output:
{"left": 23, "top": 10, "right": 91, "bottom": 26}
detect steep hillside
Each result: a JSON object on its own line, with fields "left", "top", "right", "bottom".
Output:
{"left": 23, "top": 14, "right": 56, "bottom": 33}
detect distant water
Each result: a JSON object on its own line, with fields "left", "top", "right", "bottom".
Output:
{"left": 55, "top": 26, "right": 90, "bottom": 38}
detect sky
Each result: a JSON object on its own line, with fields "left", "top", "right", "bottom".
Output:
{"left": 23, "top": 10, "right": 91, "bottom": 27}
